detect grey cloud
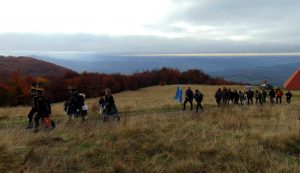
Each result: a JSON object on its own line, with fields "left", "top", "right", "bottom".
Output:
{"left": 0, "top": 33, "right": 299, "bottom": 54}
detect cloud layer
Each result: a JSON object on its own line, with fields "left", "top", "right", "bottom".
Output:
{"left": 0, "top": 0, "right": 299, "bottom": 53}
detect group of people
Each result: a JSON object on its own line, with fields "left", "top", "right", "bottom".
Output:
{"left": 182, "top": 87, "right": 204, "bottom": 112}
{"left": 214, "top": 87, "right": 293, "bottom": 107}
{"left": 26, "top": 85, "right": 119, "bottom": 131}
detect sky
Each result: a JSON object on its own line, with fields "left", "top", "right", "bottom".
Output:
{"left": 0, "top": 0, "right": 300, "bottom": 54}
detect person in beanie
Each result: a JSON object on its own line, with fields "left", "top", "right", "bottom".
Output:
{"left": 183, "top": 87, "right": 194, "bottom": 111}
{"left": 194, "top": 89, "right": 203, "bottom": 112}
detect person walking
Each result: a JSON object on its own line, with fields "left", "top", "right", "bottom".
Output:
{"left": 194, "top": 90, "right": 204, "bottom": 112}
{"left": 269, "top": 88, "right": 276, "bottom": 105}
{"left": 276, "top": 88, "right": 283, "bottom": 104}
{"left": 255, "top": 90, "right": 263, "bottom": 106}
{"left": 262, "top": 89, "right": 267, "bottom": 103}
{"left": 34, "top": 88, "right": 54, "bottom": 131}
{"left": 26, "top": 86, "right": 38, "bottom": 129}
{"left": 247, "top": 89, "right": 254, "bottom": 105}
{"left": 239, "top": 91, "right": 245, "bottom": 106}
{"left": 222, "top": 87, "right": 229, "bottom": 106}
{"left": 233, "top": 90, "right": 239, "bottom": 105}
{"left": 286, "top": 90, "right": 293, "bottom": 104}
{"left": 215, "top": 88, "right": 222, "bottom": 107}
{"left": 183, "top": 87, "right": 194, "bottom": 111}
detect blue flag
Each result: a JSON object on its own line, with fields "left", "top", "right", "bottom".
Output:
{"left": 175, "top": 85, "right": 183, "bottom": 104}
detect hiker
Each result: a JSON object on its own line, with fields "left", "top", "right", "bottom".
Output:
{"left": 233, "top": 90, "right": 239, "bottom": 105}
{"left": 262, "top": 89, "right": 267, "bottom": 103}
{"left": 276, "top": 88, "right": 283, "bottom": 104}
{"left": 229, "top": 89, "right": 235, "bottom": 104}
{"left": 215, "top": 88, "right": 222, "bottom": 107}
{"left": 183, "top": 87, "right": 194, "bottom": 111}
{"left": 65, "top": 87, "right": 81, "bottom": 121}
{"left": 246, "top": 89, "right": 254, "bottom": 105}
{"left": 255, "top": 90, "right": 263, "bottom": 106}
{"left": 239, "top": 91, "right": 245, "bottom": 106}
{"left": 34, "top": 88, "right": 55, "bottom": 131}
{"left": 221, "top": 87, "right": 229, "bottom": 106}
{"left": 103, "top": 88, "right": 120, "bottom": 121}
{"left": 286, "top": 90, "right": 293, "bottom": 104}
{"left": 269, "top": 88, "right": 276, "bottom": 105}
{"left": 26, "top": 86, "right": 39, "bottom": 129}
{"left": 194, "top": 90, "right": 203, "bottom": 112}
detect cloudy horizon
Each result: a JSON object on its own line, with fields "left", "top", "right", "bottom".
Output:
{"left": 1, "top": 0, "right": 300, "bottom": 54}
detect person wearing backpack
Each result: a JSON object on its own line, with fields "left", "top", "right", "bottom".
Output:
{"left": 215, "top": 88, "right": 222, "bottom": 107}
{"left": 26, "top": 86, "right": 39, "bottom": 129}
{"left": 34, "top": 88, "right": 55, "bottom": 131}
{"left": 183, "top": 87, "right": 194, "bottom": 111}
{"left": 194, "top": 90, "right": 203, "bottom": 112}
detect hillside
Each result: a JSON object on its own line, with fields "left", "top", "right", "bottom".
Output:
{"left": 0, "top": 56, "right": 75, "bottom": 81}
{"left": 0, "top": 85, "right": 299, "bottom": 172}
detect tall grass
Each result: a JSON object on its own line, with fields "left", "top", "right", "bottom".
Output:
{"left": 0, "top": 85, "right": 299, "bottom": 172}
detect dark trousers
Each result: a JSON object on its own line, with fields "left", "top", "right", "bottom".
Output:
{"left": 195, "top": 102, "right": 203, "bottom": 112}
{"left": 276, "top": 96, "right": 282, "bottom": 104}
{"left": 216, "top": 99, "right": 221, "bottom": 107}
{"left": 256, "top": 98, "right": 263, "bottom": 106}
{"left": 286, "top": 97, "right": 291, "bottom": 104}
{"left": 247, "top": 97, "right": 253, "bottom": 105}
{"left": 183, "top": 98, "right": 193, "bottom": 111}
{"left": 270, "top": 97, "right": 275, "bottom": 105}
{"left": 27, "top": 108, "right": 36, "bottom": 127}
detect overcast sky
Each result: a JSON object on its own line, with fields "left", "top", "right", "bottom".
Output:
{"left": 0, "top": 0, "right": 299, "bottom": 54}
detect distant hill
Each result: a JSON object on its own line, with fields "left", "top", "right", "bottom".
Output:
{"left": 0, "top": 56, "right": 76, "bottom": 81}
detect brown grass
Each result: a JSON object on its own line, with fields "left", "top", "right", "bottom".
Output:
{"left": 0, "top": 85, "right": 299, "bottom": 173}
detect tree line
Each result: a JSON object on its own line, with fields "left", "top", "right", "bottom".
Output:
{"left": 0, "top": 68, "right": 234, "bottom": 106}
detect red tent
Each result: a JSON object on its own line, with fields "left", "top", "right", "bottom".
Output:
{"left": 284, "top": 68, "right": 300, "bottom": 90}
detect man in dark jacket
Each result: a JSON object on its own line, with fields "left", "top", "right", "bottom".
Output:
{"left": 286, "top": 90, "right": 293, "bottom": 104}
{"left": 255, "top": 90, "right": 263, "bottom": 106}
{"left": 222, "top": 87, "right": 229, "bottom": 106}
{"left": 247, "top": 89, "right": 254, "bottom": 105}
{"left": 269, "top": 89, "right": 276, "bottom": 105}
{"left": 26, "top": 87, "right": 38, "bottom": 129}
{"left": 233, "top": 90, "right": 239, "bottom": 105}
{"left": 194, "top": 90, "right": 203, "bottom": 112}
{"left": 183, "top": 87, "right": 193, "bottom": 111}
{"left": 34, "top": 88, "right": 52, "bottom": 131}
{"left": 215, "top": 88, "right": 222, "bottom": 107}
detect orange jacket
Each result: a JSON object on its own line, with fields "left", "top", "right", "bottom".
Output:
{"left": 276, "top": 90, "right": 283, "bottom": 97}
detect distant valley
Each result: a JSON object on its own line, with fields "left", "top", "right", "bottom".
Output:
{"left": 1, "top": 51, "right": 300, "bottom": 86}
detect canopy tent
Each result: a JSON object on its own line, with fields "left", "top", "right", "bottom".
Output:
{"left": 284, "top": 68, "right": 300, "bottom": 90}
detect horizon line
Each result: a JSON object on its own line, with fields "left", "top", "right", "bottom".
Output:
{"left": 124, "top": 52, "right": 300, "bottom": 57}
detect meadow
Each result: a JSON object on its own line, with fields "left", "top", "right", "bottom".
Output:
{"left": 0, "top": 85, "right": 299, "bottom": 173}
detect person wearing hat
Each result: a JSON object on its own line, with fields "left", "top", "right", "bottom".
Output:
{"left": 26, "top": 86, "right": 39, "bottom": 129}
{"left": 65, "top": 86, "right": 80, "bottom": 121}
{"left": 34, "top": 88, "right": 53, "bottom": 131}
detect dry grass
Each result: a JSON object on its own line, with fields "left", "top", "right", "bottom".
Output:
{"left": 0, "top": 85, "right": 299, "bottom": 173}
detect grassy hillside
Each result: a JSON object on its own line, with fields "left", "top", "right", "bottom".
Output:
{"left": 0, "top": 85, "right": 299, "bottom": 173}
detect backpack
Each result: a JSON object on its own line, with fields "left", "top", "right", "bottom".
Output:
{"left": 195, "top": 93, "right": 203, "bottom": 102}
